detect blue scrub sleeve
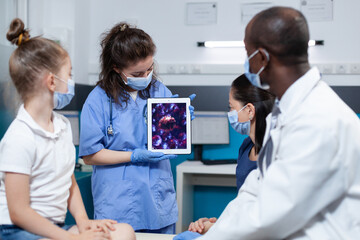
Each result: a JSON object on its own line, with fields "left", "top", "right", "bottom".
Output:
{"left": 79, "top": 100, "right": 106, "bottom": 157}
{"left": 162, "top": 82, "right": 172, "bottom": 97}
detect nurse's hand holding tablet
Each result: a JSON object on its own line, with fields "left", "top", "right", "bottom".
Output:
{"left": 131, "top": 149, "right": 177, "bottom": 163}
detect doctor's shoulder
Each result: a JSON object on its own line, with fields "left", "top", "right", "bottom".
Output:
{"left": 150, "top": 80, "right": 172, "bottom": 97}
{"left": 82, "top": 85, "right": 109, "bottom": 110}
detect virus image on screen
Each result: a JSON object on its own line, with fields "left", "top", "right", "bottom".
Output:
{"left": 151, "top": 103, "right": 187, "bottom": 149}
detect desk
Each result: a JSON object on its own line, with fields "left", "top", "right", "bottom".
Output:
{"left": 176, "top": 161, "right": 236, "bottom": 233}
{"left": 135, "top": 232, "right": 175, "bottom": 240}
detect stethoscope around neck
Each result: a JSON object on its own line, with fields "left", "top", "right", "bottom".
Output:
{"left": 107, "top": 97, "right": 114, "bottom": 135}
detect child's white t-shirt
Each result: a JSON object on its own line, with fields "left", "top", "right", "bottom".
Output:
{"left": 0, "top": 105, "right": 75, "bottom": 224}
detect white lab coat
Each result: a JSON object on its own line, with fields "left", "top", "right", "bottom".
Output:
{"left": 198, "top": 67, "right": 360, "bottom": 240}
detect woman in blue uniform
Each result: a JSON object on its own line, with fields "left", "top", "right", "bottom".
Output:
{"left": 228, "top": 74, "right": 275, "bottom": 190}
{"left": 187, "top": 74, "right": 275, "bottom": 234}
{"left": 79, "top": 22, "right": 188, "bottom": 234}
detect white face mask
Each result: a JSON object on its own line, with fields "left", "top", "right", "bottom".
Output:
{"left": 244, "top": 49, "right": 270, "bottom": 90}
{"left": 53, "top": 75, "right": 75, "bottom": 109}
{"left": 227, "top": 105, "right": 251, "bottom": 135}
{"left": 122, "top": 70, "right": 153, "bottom": 91}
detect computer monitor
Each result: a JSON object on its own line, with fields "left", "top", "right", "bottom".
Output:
{"left": 55, "top": 110, "right": 80, "bottom": 146}
{"left": 191, "top": 111, "right": 229, "bottom": 160}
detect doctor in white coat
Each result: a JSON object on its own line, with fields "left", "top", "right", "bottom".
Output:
{"left": 174, "top": 6, "right": 360, "bottom": 240}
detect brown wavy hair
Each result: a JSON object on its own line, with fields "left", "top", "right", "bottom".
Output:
{"left": 97, "top": 22, "right": 157, "bottom": 108}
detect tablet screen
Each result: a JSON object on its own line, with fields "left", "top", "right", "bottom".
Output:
{"left": 152, "top": 102, "right": 187, "bottom": 149}
{"left": 147, "top": 98, "right": 191, "bottom": 154}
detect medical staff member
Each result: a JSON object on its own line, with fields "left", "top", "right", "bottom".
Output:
{"left": 0, "top": 18, "right": 135, "bottom": 240}
{"left": 228, "top": 74, "right": 274, "bottom": 190}
{"left": 175, "top": 6, "right": 360, "bottom": 240}
{"left": 187, "top": 74, "right": 275, "bottom": 234}
{"left": 79, "top": 22, "right": 191, "bottom": 234}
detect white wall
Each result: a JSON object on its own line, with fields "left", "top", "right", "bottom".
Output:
{"left": 23, "top": 0, "right": 360, "bottom": 86}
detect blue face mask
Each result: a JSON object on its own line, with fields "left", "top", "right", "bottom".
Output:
{"left": 123, "top": 70, "right": 153, "bottom": 91}
{"left": 244, "top": 49, "right": 269, "bottom": 89}
{"left": 227, "top": 105, "right": 250, "bottom": 135}
{"left": 53, "top": 77, "right": 75, "bottom": 109}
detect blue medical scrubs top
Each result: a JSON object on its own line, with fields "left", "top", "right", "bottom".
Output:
{"left": 236, "top": 137, "right": 257, "bottom": 191}
{"left": 79, "top": 81, "right": 178, "bottom": 230}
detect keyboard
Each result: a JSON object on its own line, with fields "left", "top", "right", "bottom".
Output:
{"left": 201, "top": 159, "right": 237, "bottom": 165}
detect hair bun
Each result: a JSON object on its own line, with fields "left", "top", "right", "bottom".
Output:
{"left": 6, "top": 18, "right": 30, "bottom": 46}
{"left": 120, "top": 23, "right": 129, "bottom": 31}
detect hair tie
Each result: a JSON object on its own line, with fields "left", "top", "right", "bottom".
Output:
{"left": 120, "top": 25, "right": 127, "bottom": 31}
{"left": 18, "top": 33, "right": 23, "bottom": 45}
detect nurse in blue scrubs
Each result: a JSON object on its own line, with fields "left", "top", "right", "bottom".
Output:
{"left": 79, "top": 22, "right": 191, "bottom": 234}
{"left": 186, "top": 74, "right": 275, "bottom": 235}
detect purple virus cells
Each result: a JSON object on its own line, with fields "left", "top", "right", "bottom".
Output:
{"left": 151, "top": 103, "right": 187, "bottom": 149}
{"left": 152, "top": 135, "right": 162, "bottom": 147}
{"left": 158, "top": 115, "right": 176, "bottom": 131}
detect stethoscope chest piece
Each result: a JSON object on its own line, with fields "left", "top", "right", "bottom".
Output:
{"left": 108, "top": 96, "right": 114, "bottom": 136}
{"left": 107, "top": 124, "right": 113, "bottom": 135}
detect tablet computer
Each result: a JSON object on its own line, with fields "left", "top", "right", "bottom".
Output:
{"left": 147, "top": 97, "right": 191, "bottom": 154}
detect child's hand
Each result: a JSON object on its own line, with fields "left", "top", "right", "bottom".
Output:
{"left": 77, "top": 219, "right": 117, "bottom": 234}
{"left": 202, "top": 220, "right": 215, "bottom": 234}
{"left": 188, "top": 217, "right": 217, "bottom": 234}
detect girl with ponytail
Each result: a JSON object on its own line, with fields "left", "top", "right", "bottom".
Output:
{"left": 0, "top": 18, "right": 135, "bottom": 240}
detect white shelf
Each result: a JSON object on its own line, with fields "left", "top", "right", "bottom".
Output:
{"left": 176, "top": 160, "right": 237, "bottom": 234}
{"left": 177, "top": 160, "right": 236, "bottom": 175}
